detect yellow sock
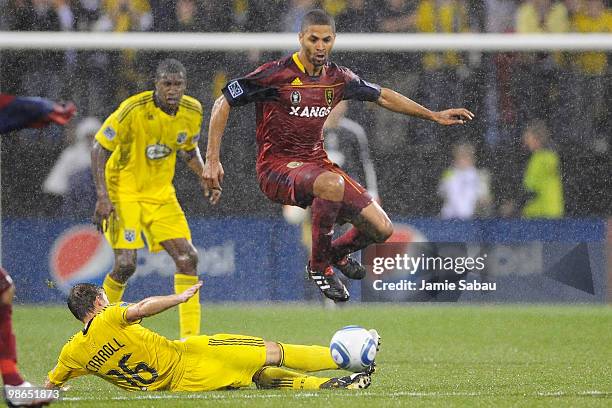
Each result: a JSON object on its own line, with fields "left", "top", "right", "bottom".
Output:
{"left": 103, "top": 274, "right": 126, "bottom": 303}
{"left": 174, "top": 273, "right": 200, "bottom": 338}
{"left": 278, "top": 343, "right": 338, "bottom": 372}
{"left": 253, "top": 367, "right": 330, "bottom": 390}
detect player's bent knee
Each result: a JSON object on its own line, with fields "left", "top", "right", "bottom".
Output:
{"left": 113, "top": 258, "right": 136, "bottom": 282}
{"left": 175, "top": 248, "right": 198, "bottom": 274}
{"left": 374, "top": 220, "right": 394, "bottom": 243}
{"left": 263, "top": 341, "right": 282, "bottom": 366}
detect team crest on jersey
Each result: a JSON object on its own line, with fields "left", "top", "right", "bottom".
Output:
{"left": 227, "top": 81, "right": 244, "bottom": 98}
{"left": 286, "top": 161, "right": 303, "bottom": 169}
{"left": 325, "top": 89, "right": 334, "bottom": 106}
{"left": 103, "top": 126, "right": 116, "bottom": 140}
{"left": 177, "top": 132, "right": 187, "bottom": 144}
{"left": 145, "top": 144, "right": 172, "bottom": 160}
{"left": 290, "top": 91, "right": 301, "bottom": 106}
{"left": 124, "top": 229, "right": 136, "bottom": 243}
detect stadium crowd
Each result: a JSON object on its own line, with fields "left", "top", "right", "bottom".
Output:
{"left": 0, "top": 0, "right": 610, "bottom": 218}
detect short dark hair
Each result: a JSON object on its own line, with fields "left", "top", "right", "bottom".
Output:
{"left": 300, "top": 9, "right": 335, "bottom": 33}
{"left": 67, "top": 283, "right": 104, "bottom": 321}
{"left": 155, "top": 58, "right": 187, "bottom": 81}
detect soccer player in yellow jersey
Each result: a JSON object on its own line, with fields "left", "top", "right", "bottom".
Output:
{"left": 92, "top": 59, "right": 206, "bottom": 339}
{"left": 45, "top": 283, "right": 377, "bottom": 391}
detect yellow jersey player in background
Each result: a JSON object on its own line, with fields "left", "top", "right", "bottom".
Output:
{"left": 92, "top": 58, "right": 207, "bottom": 339}
{"left": 45, "top": 283, "right": 377, "bottom": 391}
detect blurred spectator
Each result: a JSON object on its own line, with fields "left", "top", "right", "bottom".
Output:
{"left": 335, "top": 0, "right": 377, "bottom": 32}
{"left": 513, "top": 0, "right": 570, "bottom": 128}
{"left": 244, "top": 0, "right": 286, "bottom": 32}
{"left": 372, "top": 0, "right": 419, "bottom": 153}
{"left": 100, "top": 0, "right": 153, "bottom": 101}
{"left": 414, "top": 0, "right": 471, "bottom": 144}
{"left": 438, "top": 142, "right": 491, "bottom": 219}
{"left": 6, "top": 0, "right": 68, "bottom": 100}
{"left": 569, "top": 0, "right": 612, "bottom": 140}
{"left": 43, "top": 116, "right": 100, "bottom": 199}
{"left": 283, "top": 0, "right": 316, "bottom": 32}
{"left": 502, "top": 120, "right": 564, "bottom": 218}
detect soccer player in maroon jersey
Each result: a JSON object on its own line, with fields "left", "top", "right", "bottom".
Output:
{"left": 203, "top": 9, "right": 474, "bottom": 302}
{"left": 0, "top": 94, "right": 72, "bottom": 405}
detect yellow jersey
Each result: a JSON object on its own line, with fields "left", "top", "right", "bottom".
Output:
{"left": 95, "top": 91, "right": 203, "bottom": 204}
{"left": 47, "top": 303, "right": 186, "bottom": 391}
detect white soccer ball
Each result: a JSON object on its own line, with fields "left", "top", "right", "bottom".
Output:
{"left": 329, "top": 326, "right": 377, "bottom": 372}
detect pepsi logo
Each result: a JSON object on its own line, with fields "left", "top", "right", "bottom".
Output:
{"left": 49, "top": 225, "right": 113, "bottom": 293}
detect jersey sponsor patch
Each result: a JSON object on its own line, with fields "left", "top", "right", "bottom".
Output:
{"left": 290, "top": 91, "right": 301, "bottom": 106}
{"left": 289, "top": 106, "right": 332, "bottom": 118}
{"left": 291, "top": 77, "right": 303, "bottom": 86}
{"left": 103, "top": 126, "right": 116, "bottom": 140}
{"left": 145, "top": 144, "right": 172, "bottom": 160}
{"left": 177, "top": 132, "right": 187, "bottom": 144}
{"left": 227, "top": 81, "right": 244, "bottom": 98}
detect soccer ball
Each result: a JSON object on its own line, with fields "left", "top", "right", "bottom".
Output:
{"left": 329, "top": 326, "right": 377, "bottom": 372}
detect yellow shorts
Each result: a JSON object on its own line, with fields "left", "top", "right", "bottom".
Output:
{"left": 105, "top": 199, "right": 191, "bottom": 252}
{"left": 172, "top": 334, "right": 267, "bottom": 391}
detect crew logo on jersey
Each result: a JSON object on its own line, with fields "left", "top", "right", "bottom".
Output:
{"left": 289, "top": 106, "right": 332, "bottom": 118}
{"left": 290, "top": 91, "right": 301, "bottom": 106}
{"left": 124, "top": 229, "right": 136, "bottom": 243}
{"left": 49, "top": 225, "right": 114, "bottom": 294}
{"left": 325, "top": 89, "right": 334, "bottom": 106}
{"left": 176, "top": 132, "right": 187, "bottom": 144}
{"left": 145, "top": 144, "right": 172, "bottom": 160}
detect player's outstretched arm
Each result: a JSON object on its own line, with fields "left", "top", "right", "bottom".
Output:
{"left": 91, "top": 141, "right": 115, "bottom": 233}
{"left": 376, "top": 87, "right": 474, "bottom": 125}
{"left": 124, "top": 281, "right": 203, "bottom": 323}
{"left": 202, "top": 95, "right": 230, "bottom": 205}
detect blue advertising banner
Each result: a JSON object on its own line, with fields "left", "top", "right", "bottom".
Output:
{"left": 1, "top": 217, "right": 607, "bottom": 303}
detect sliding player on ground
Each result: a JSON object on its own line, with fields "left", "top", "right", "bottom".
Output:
{"left": 45, "top": 282, "right": 376, "bottom": 391}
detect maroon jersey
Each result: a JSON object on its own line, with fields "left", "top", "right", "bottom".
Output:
{"left": 221, "top": 53, "right": 381, "bottom": 174}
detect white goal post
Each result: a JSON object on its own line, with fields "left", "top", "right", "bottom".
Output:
{"left": 0, "top": 32, "right": 611, "bottom": 51}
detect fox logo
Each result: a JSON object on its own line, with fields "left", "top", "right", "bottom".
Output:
{"left": 289, "top": 106, "right": 332, "bottom": 118}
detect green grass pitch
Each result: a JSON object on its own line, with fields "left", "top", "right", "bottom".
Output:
{"left": 11, "top": 304, "right": 612, "bottom": 407}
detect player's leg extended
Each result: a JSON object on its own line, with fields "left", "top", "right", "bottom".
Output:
{"left": 267, "top": 341, "right": 337, "bottom": 372}
{"left": 254, "top": 342, "right": 370, "bottom": 390}
{"left": 103, "top": 250, "right": 136, "bottom": 303}
{"left": 162, "top": 239, "right": 200, "bottom": 339}
{"left": 0, "top": 268, "right": 24, "bottom": 387}
{"left": 333, "top": 200, "right": 393, "bottom": 259}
